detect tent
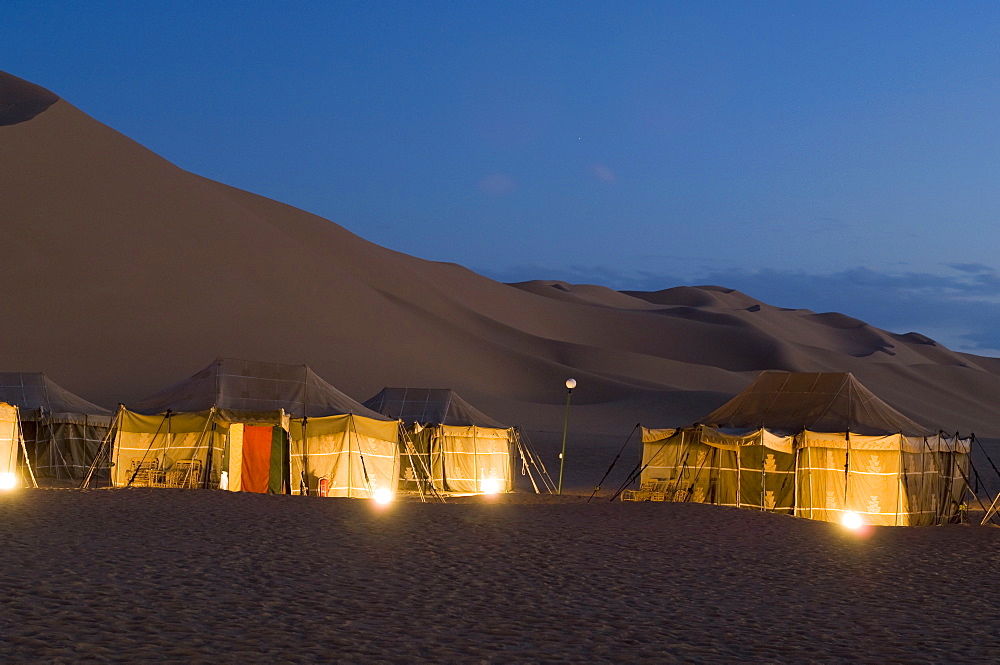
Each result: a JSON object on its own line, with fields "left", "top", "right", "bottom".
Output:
{"left": 633, "top": 372, "right": 969, "bottom": 526}
{"left": 363, "top": 388, "right": 517, "bottom": 494}
{"left": 0, "top": 373, "right": 112, "bottom": 482}
{"left": 0, "top": 402, "right": 36, "bottom": 489}
{"left": 105, "top": 358, "right": 399, "bottom": 498}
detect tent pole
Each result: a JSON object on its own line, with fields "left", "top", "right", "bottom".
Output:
{"left": 409, "top": 424, "right": 444, "bottom": 502}
{"left": 15, "top": 407, "right": 37, "bottom": 488}
{"left": 972, "top": 433, "right": 1000, "bottom": 483}
{"left": 82, "top": 404, "right": 121, "bottom": 489}
{"left": 127, "top": 411, "right": 169, "bottom": 488}
{"left": 609, "top": 429, "right": 682, "bottom": 501}
{"left": 952, "top": 452, "right": 988, "bottom": 522}
{"left": 187, "top": 407, "right": 216, "bottom": 489}
{"left": 942, "top": 432, "right": 959, "bottom": 522}
{"left": 919, "top": 436, "right": 928, "bottom": 525}
{"left": 897, "top": 434, "right": 903, "bottom": 527}
{"left": 473, "top": 426, "right": 480, "bottom": 493}
{"left": 588, "top": 423, "right": 639, "bottom": 502}
{"left": 516, "top": 428, "right": 556, "bottom": 493}
{"left": 792, "top": 443, "right": 800, "bottom": 518}
{"left": 685, "top": 442, "right": 714, "bottom": 502}
{"left": 349, "top": 417, "right": 375, "bottom": 498}
{"left": 844, "top": 429, "right": 851, "bottom": 518}
{"left": 514, "top": 430, "right": 541, "bottom": 494}
{"left": 927, "top": 432, "right": 945, "bottom": 526}
{"left": 400, "top": 423, "right": 428, "bottom": 502}
{"left": 736, "top": 443, "right": 742, "bottom": 510}
{"left": 759, "top": 430, "right": 765, "bottom": 511}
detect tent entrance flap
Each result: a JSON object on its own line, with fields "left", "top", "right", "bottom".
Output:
{"left": 241, "top": 425, "right": 273, "bottom": 494}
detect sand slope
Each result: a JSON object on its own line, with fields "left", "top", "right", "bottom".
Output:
{"left": 2, "top": 70, "right": 999, "bottom": 440}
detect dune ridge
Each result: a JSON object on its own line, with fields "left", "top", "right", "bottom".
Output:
{"left": 1, "top": 70, "right": 999, "bottom": 440}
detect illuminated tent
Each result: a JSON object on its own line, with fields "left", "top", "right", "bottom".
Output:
{"left": 636, "top": 372, "right": 969, "bottom": 526}
{"left": 0, "top": 402, "right": 35, "bottom": 489}
{"left": 363, "top": 388, "right": 515, "bottom": 494}
{"left": 0, "top": 373, "right": 112, "bottom": 482}
{"left": 107, "top": 358, "right": 399, "bottom": 498}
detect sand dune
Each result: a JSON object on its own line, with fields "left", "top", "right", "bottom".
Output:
{"left": 2, "top": 69, "right": 1000, "bottom": 445}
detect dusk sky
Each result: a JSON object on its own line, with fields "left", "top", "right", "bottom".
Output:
{"left": 6, "top": 2, "right": 1000, "bottom": 354}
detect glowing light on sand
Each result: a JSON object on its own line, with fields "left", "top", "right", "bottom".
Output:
{"left": 0, "top": 473, "right": 16, "bottom": 490}
{"left": 481, "top": 478, "right": 501, "bottom": 495}
{"left": 373, "top": 488, "right": 393, "bottom": 504}
{"left": 842, "top": 511, "right": 863, "bottom": 530}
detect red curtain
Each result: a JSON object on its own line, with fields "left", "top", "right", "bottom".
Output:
{"left": 241, "top": 425, "right": 273, "bottom": 493}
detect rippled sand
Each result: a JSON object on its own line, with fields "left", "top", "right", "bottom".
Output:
{"left": 0, "top": 488, "right": 997, "bottom": 664}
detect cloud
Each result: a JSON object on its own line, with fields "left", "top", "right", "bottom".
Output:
{"left": 476, "top": 262, "right": 1000, "bottom": 357}
{"left": 590, "top": 164, "right": 617, "bottom": 184}
{"left": 477, "top": 173, "right": 517, "bottom": 196}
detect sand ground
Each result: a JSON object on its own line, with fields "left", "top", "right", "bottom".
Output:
{"left": 1, "top": 488, "right": 998, "bottom": 664}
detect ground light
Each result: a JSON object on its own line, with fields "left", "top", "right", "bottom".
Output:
{"left": 373, "top": 488, "right": 393, "bottom": 505}
{"left": 842, "top": 511, "right": 864, "bottom": 530}
{"left": 481, "top": 478, "right": 501, "bottom": 495}
{"left": 0, "top": 473, "right": 16, "bottom": 490}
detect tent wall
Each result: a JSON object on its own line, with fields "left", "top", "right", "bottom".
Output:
{"left": 111, "top": 411, "right": 226, "bottom": 489}
{"left": 433, "top": 425, "right": 513, "bottom": 493}
{"left": 642, "top": 428, "right": 793, "bottom": 511}
{"left": 22, "top": 415, "right": 110, "bottom": 481}
{"left": 0, "top": 403, "right": 20, "bottom": 478}
{"left": 423, "top": 425, "right": 513, "bottom": 493}
{"left": 288, "top": 415, "right": 399, "bottom": 498}
{"left": 640, "top": 426, "right": 969, "bottom": 526}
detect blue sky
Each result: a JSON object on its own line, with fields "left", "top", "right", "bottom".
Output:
{"left": 5, "top": 1, "right": 1000, "bottom": 354}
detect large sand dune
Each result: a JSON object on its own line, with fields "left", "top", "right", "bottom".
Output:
{"left": 3, "top": 70, "right": 1000, "bottom": 448}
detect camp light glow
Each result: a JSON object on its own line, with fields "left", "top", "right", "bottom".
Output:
{"left": 842, "top": 511, "right": 863, "bottom": 530}
{"left": 481, "top": 478, "right": 501, "bottom": 495}
{"left": 0, "top": 473, "right": 16, "bottom": 490}
{"left": 373, "top": 488, "right": 393, "bottom": 504}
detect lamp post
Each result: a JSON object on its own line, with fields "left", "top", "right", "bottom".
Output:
{"left": 558, "top": 378, "right": 577, "bottom": 495}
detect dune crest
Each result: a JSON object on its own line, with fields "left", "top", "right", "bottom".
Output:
{"left": 1, "top": 70, "right": 999, "bottom": 437}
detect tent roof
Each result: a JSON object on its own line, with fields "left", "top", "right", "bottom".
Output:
{"left": 0, "top": 372, "right": 111, "bottom": 418}
{"left": 699, "top": 371, "right": 933, "bottom": 436}
{"left": 129, "top": 358, "right": 391, "bottom": 420}
{"left": 363, "top": 388, "right": 507, "bottom": 428}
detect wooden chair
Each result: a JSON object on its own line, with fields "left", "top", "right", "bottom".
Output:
{"left": 165, "top": 459, "right": 203, "bottom": 489}
{"left": 128, "top": 458, "right": 159, "bottom": 487}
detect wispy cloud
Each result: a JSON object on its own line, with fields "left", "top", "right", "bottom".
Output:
{"left": 590, "top": 164, "right": 617, "bottom": 184}
{"left": 476, "top": 173, "right": 518, "bottom": 196}
{"left": 477, "top": 262, "right": 1000, "bottom": 356}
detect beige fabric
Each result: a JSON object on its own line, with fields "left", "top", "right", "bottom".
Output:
{"left": 0, "top": 403, "right": 19, "bottom": 476}
{"left": 431, "top": 425, "right": 513, "bottom": 493}
{"left": 641, "top": 425, "right": 968, "bottom": 526}
{"left": 227, "top": 423, "right": 244, "bottom": 492}
{"left": 288, "top": 415, "right": 399, "bottom": 498}
{"left": 641, "top": 428, "right": 676, "bottom": 443}
{"left": 111, "top": 410, "right": 226, "bottom": 488}
{"left": 701, "top": 372, "right": 932, "bottom": 436}
{"left": 796, "top": 446, "right": 848, "bottom": 523}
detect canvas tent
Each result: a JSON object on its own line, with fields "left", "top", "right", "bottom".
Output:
{"left": 363, "top": 388, "right": 517, "bottom": 494}
{"left": 0, "top": 373, "right": 112, "bottom": 482}
{"left": 0, "top": 402, "right": 36, "bottom": 489}
{"left": 105, "top": 358, "right": 399, "bottom": 498}
{"left": 634, "top": 372, "right": 969, "bottom": 526}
